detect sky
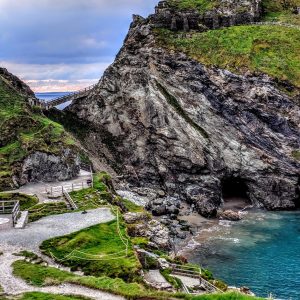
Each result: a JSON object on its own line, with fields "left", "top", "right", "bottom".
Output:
{"left": 0, "top": 0, "right": 158, "bottom": 92}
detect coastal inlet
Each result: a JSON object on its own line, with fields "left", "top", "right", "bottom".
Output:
{"left": 183, "top": 210, "right": 300, "bottom": 300}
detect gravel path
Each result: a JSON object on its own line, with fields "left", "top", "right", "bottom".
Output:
{"left": 0, "top": 208, "right": 123, "bottom": 299}
{"left": 4, "top": 170, "right": 91, "bottom": 203}
{"left": 0, "top": 245, "right": 124, "bottom": 300}
{"left": 144, "top": 270, "right": 172, "bottom": 290}
{"left": 0, "top": 207, "right": 114, "bottom": 251}
{"left": 172, "top": 274, "right": 200, "bottom": 287}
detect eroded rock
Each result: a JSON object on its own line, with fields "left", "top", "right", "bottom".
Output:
{"left": 67, "top": 2, "right": 300, "bottom": 217}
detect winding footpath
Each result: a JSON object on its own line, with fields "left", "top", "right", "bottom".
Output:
{"left": 0, "top": 247, "right": 123, "bottom": 300}
{"left": 0, "top": 208, "right": 124, "bottom": 299}
{"left": 0, "top": 208, "right": 113, "bottom": 251}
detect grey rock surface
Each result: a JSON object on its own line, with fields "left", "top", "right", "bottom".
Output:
{"left": 151, "top": 0, "right": 262, "bottom": 31}
{"left": 67, "top": 3, "right": 300, "bottom": 216}
{"left": 19, "top": 150, "right": 80, "bottom": 185}
{"left": 129, "top": 219, "right": 171, "bottom": 250}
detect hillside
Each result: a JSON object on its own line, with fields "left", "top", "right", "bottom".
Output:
{"left": 0, "top": 68, "right": 80, "bottom": 190}
{"left": 156, "top": 24, "right": 300, "bottom": 91}
{"left": 62, "top": 0, "right": 300, "bottom": 217}
{"left": 154, "top": 0, "right": 300, "bottom": 92}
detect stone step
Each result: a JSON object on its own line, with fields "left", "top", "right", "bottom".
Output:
{"left": 15, "top": 211, "right": 28, "bottom": 229}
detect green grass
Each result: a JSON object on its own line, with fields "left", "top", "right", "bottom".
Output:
{"left": 0, "top": 78, "right": 77, "bottom": 189}
{"left": 121, "top": 197, "right": 145, "bottom": 213}
{"left": 0, "top": 193, "right": 38, "bottom": 210}
{"left": 40, "top": 219, "right": 141, "bottom": 281}
{"left": 69, "top": 188, "right": 109, "bottom": 211}
{"left": 18, "top": 292, "right": 90, "bottom": 300}
{"left": 187, "top": 294, "right": 263, "bottom": 300}
{"left": 12, "top": 260, "right": 261, "bottom": 300}
{"left": 168, "top": 0, "right": 217, "bottom": 13}
{"left": 12, "top": 260, "right": 146, "bottom": 298}
{"left": 28, "top": 202, "right": 69, "bottom": 222}
{"left": 156, "top": 25, "right": 300, "bottom": 89}
{"left": 262, "top": 0, "right": 300, "bottom": 25}
{"left": 291, "top": 150, "right": 300, "bottom": 160}
{"left": 93, "top": 172, "right": 113, "bottom": 192}
{"left": 161, "top": 268, "right": 183, "bottom": 290}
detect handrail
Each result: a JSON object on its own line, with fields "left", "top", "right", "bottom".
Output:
{"left": 12, "top": 201, "right": 20, "bottom": 226}
{"left": 38, "top": 83, "right": 97, "bottom": 109}
{"left": 63, "top": 188, "right": 78, "bottom": 210}
{"left": 170, "top": 263, "right": 223, "bottom": 294}
{"left": 46, "top": 180, "right": 92, "bottom": 196}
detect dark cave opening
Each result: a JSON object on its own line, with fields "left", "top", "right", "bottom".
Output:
{"left": 221, "top": 177, "right": 251, "bottom": 209}
{"left": 27, "top": 169, "right": 33, "bottom": 182}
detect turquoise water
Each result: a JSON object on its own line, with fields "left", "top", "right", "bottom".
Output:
{"left": 188, "top": 211, "right": 300, "bottom": 299}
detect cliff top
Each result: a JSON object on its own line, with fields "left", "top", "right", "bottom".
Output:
{"left": 0, "top": 67, "right": 34, "bottom": 98}
{"left": 0, "top": 71, "right": 77, "bottom": 190}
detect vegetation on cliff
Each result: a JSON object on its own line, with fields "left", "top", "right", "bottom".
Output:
{"left": 168, "top": 0, "right": 217, "bottom": 13}
{"left": 40, "top": 220, "right": 141, "bottom": 281}
{"left": 0, "top": 192, "right": 38, "bottom": 209}
{"left": 168, "top": 0, "right": 300, "bottom": 17}
{"left": 0, "top": 76, "right": 77, "bottom": 190}
{"left": 13, "top": 260, "right": 263, "bottom": 300}
{"left": 262, "top": 0, "right": 300, "bottom": 25}
{"left": 156, "top": 24, "right": 300, "bottom": 89}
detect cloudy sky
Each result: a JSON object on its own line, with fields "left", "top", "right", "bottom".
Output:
{"left": 0, "top": 0, "right": 158, "bottom": 92}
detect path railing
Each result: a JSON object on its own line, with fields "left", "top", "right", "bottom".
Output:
{"left": 170, "top": 263, "right": 223, "bottom": 294}
{"left": 46, "top": 181, "right": 92, "bottom": 197}
{"left": 11, "top": 201, "right": 20, "bottom": 226}
{"left": 63, "top": 188, "right": 78, "bottom": 210}
{"left": 171, "top": 263, "right": 202, "bottom": 279}
{"left": 0, "top": 200, "right": 16, "bottom": 214}
{"left": 0, "top": 200, "right": 20, "bottom": 227}
{"left": 38, "top": 84, "right": 97, "bottom": 110}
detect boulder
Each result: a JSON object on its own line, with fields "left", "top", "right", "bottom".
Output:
{"left": 123, "top": 212, "right": 150, "bottom": 224}
{"left": 218, "top": 210, "right": 242, "bottom": 221}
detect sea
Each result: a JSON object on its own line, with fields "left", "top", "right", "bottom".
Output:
{"left": 35, "top": 92, "right": 73, "bottom": 109}
{"left": 185, "top": 210, "right": 300, "bottom": 299}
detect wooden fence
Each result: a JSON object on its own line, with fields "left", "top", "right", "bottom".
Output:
{"left": 46, "top": 181, "right": 92, "bottom": 197}
{"left": 0, "top": 200, "right": 20, "bottom": 227}
{"left": 170, "top": 263, "right": 223, "bottom": 294}
{"left": 63, "top": 188, "right": 78, "bottom": 210}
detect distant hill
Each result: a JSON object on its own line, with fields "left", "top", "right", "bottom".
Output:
{"left": 0, "top": 68, "right": 80, "bottom": 190}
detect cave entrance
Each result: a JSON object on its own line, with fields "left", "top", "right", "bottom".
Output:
{"left": 221, "top": 177, "right": 250, "bottom": 210}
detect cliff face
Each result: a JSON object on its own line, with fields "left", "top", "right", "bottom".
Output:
{"left": 151, "top": 0, "right": 262, "bottom": 31}
{"left": 0, "top": 68, "right": 80, "bottom": 190}
{"left": 67, "top": 1, "right": 300, "bottom": 216}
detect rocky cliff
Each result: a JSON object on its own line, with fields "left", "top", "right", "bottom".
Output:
{"left": 0, "top": 68, "right": 80, "bottom": 190}
{"left": 151, "top": 0, "right": 262, "bottom": 31}
{"left": 66, "top": 0, "right": 300, "bottom": 217}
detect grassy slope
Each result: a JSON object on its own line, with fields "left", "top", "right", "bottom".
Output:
{"left": 0, "top": 192, "right": 38, "bottom": 210}
{"left": 40, "top": 219, "right": 141, "bottom": 281}
{"left": 157, "top": 1, "right": 300, "bottom": 91}
{"left": 13, "top": 260, "right": 262, "bottom": 300}
{"left": 156, "top": 25, "right": 300, "bottom": 89}
{"left": 18, "top": 292, "right": 89, "bottom": 300}
{"left": 168, "top": 0, "right": 300, "bottom": 19}
{"left": 262, "top": 0, "right": 300, "bottom": 25}
{"left": 0, "top": 79, "right": 75, "bottom": 189}
{"left": 168, "top": 0, "right": 218, "bottom": 13}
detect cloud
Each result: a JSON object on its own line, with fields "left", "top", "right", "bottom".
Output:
{"left": 0, "top": 0, "right": 157, "bottom": 15}
{"left": 0, "top": 60, "right": 111, "bottom": 92}
{"left": 26, "top": 79, "right": 99, "bottom": 93}
{"left": 0, "top": 0, "right": 158, "bottom": 91}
